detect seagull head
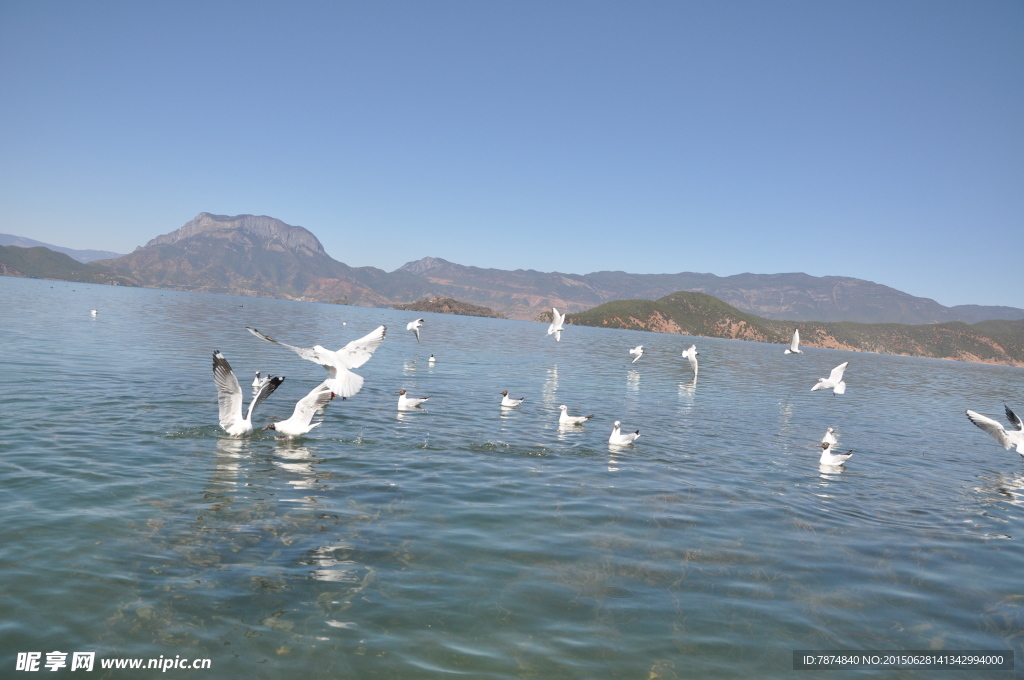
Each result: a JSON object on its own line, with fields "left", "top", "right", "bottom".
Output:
{"left": 558, "top": 405, "right": 567, "bottom": 411}
{"left": 613, "top": 421, "right": 621, "bottom": 428}
{"left": 263, "top": 422, "right": 277, "bottom": 432}
{"left": 500, "top": 390, "right": 509, "bottom": 396}
{"left": 396, "top": 389, "right": 407, "bottom": 395}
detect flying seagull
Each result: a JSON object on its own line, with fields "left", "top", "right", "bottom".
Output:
{"left": 407, "top": 318, "right": 425, "bottom": 343}
{"left": 629, "top": 345, "right": 644, "bottom": 363}
{"left": 682, "top": 345, "right": 699, "bottom": 376}
{"left": 558, "top": 405, "right": 594, "bottom": 426}
{"left": 547, "top": 308, "right": 565, "bottom": 342}
{"left": 500, "top": 390, "right": 525, "bottom": 407}
{"left": 246, "top": 325, "right": 386, "bottom": 399}
{"left": 396, "top": 389, "right": 430, "bottom": 409}
{"left": 819, "top": 441, "right": 853, "bottom": 466}
{"left": 785, "top": 329, "right": 803, "bottom": 354}
{"left": 263, "top": 383, "right": 336, "bottom": 438}
{"left": 812, "top": 361, "right": 848, "bottom": 395}
{"left": 966, "top": 405, "right": 1024, "bottom": 456}
{"left": 821, "top": 427, "right": 837, "bottom": 447}
{"left": 212, "top": 351, "right": 284, "bottom": 437}
{"left": 609, "top": 421, "right": 640, "bottom": 445}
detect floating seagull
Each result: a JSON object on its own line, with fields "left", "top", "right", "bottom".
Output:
{"left": 263, "top": 383, "right": 336, "bottom": 438}
{"left": 251, "top": 371, "right": 272, "bottom": 400}
{"left": 500, "top": 390, "right": 525, "bottom": 407}
{"left": 629, "top": 345, "right": 643, "bottom": 363}
{"left": 212, "top": 351, "right": 284, "bottom": 437}
{"left": 407, "top": 318, "right": 425, "bottom": 343}
{"left": 682, "top": 345, "right": 699, "bottom": 376}
{"left": 396, "top": 389, "right": 429, "bottom": 409}
{"left": 785, "top": 329, "right": 803, "bottom": 354}
{"left": 558, "top": 405, "right": 593, "bottom": 426}
{"left": 609, "top": 421, "right": 640, "bottom": 445}
{"left": 966, "top": 405, "right": 1024, "bottom": 456}
{"left": 821, "top": 427, "right": 837, "bottom": 447}
{"left": 547, "top": 308, "right": 565, "bottom": 342}
{"left": 819, "top": 441, "right": 853, "bottom": 466}
{"left": 90, "top": 309, "right": 98, "bottom": 316}
{"left": 811, "top": 361, "right": 848, "bottom": 395}
{"left": 246, "top": 325, "right": 386, "bottom": 399}
{"left": 429, "top": 354, "right": 436, "bottom": 363}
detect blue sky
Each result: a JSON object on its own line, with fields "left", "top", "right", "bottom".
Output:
{"left": 2, "top": 1, "right": 1021, "bottom": 308}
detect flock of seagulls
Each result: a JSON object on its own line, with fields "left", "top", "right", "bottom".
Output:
{"left": 207, "top": 305, "right": 1021, "bottom": 465}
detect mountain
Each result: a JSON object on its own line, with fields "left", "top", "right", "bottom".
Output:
{"left": 393, "top": 297, "right": 506, "bottom": 318}
{"left": 96, "top": 213, "right": 412, "bottom": 305}
{"left": 0, "top": 245, "right": 137, "bottom": 286}
{"left": 564, "top": 292, "right": 1024, "bottom": 367}
{"left": 6, "top": 213, "right": 1022, "bottom": 327}
{"left": 397, "top": 258, "right": 1024, "bottom": 324}
{"left": 0, "top": 233, "right": 123, "bottom": 263}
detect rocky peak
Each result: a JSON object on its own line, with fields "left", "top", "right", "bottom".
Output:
{"left": 142, "top": 213, "right": 326, "bottom": 255}
{"left": 398, "top": 256, "right": 454, "bottom": 275}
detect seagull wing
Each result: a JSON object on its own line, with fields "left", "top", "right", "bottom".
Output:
{"left": 791, "top": 330, "right": 800, "bottom": 352}
{"left": 967, "top": 410, "right": 1012, "bottom": 449}
{"left": 289, "top": 384, "right": 336, "bottom": 428}
{"left": 245, "top": 375, "right": 284, "bottom": 421}
{"left": 246, "top": 327, "right": 325, "bottom": 365}
{"left": 828, "top": 362, "right": 848, "bottom": 384}
{"left": 1005, "top": 404, "right": 1023, "bottom": 431}
{"left": 334, "top": 325, "right": 387, "bottom": 369}
{"left": 212, "top": 351, "right": 244, "bottom": 431}
{"left": 548, "top": 308, "right": 564, "bottom": 335}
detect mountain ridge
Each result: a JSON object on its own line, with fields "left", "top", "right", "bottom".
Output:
{"left": 5, "top": 213, "right": 1023, "bottom": 326}
{"left": 564, "top": 292, "right": 1024, "bottom": 367}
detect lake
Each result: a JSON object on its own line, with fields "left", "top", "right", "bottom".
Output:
{"left": 2, "top": 275, "right": 1023, "bottom": 678}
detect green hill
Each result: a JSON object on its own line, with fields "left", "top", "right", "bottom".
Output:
{"left": 0, "top": 245, "right": 137, "bottom": 286}
{"left": 563, "top": 292, "right": 1024, "bottom": 366}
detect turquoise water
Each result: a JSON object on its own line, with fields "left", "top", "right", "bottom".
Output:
{"left": 2, "top": 276, "right": 1023, "bottom": 678}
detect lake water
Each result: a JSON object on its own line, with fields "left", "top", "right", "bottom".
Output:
{"left": 2, "top": 276, "right": 1023, "bottom": 679}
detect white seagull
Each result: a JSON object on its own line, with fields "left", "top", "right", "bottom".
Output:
{"left": 785, "top": 329, "right": 803, "bottom": 354}
{"left": 819, "top": 441, "right": 853, "bottom": 466}
{"left": 682, "top": 345, "right": 699, "bottom": 376}
{"left": 90, "top": 309, "right": 98, "bottom": 316}
{"left": 966, "top": 405, "right": 1024, "bottom": 456}
{"left": 547, "top": 308, "right": 565, "bottom": 342}
{"left": 609, "top": 421, "right": 640, "bottom": 445}
{"left": 396, "top": 389, "right": 430, "bottom": 409}
{"left": 251, "top": 371, "right": 272, "bottom": 400}
{"left": 429, "top": 354, "right": 436, "bottom": 363}
{"left": 212, "top": 351, "right": 284, "bottom": 437}
{"left": 629, "top": 345, "right": 644, "bottom": 363}
{"left": 812, "top": 361, "right": 848, "bottom": 395}
{"left": 263, "top": 383, "right": 336, "bottom": 438}
{"left": 821, "top": 427, "right": 837, "bottom": 447}
{"left": 407, "top": 318, "right": 425, "bottom": 343}
{"left": 500, "top": 390, "right": 525, "bottom": 407}
{"left": 246, "top": 325, "right": 386, "bottom": 399}
{"left": 558, "top": 405, "right": 594, "bottom": 426}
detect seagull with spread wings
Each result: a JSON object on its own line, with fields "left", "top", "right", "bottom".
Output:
{"left": 812, "top": 361, "right": 848, "bottom": 395}
{"left": 212, "top": 351, "right": 284, "bottom": 437}
{"left": 547, "top": 308, "right": 565, "bottom": 342}
{"left": 263, "top": 383, "right": 337, "bottom": 438}
{"left": 966, "top": 404, "right": 1024, "bottom": 456}
{"left": 246, "top": 325, "right": 386, "bottom": 399}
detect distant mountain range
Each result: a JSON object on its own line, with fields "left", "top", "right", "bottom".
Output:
{"left": 3, "top": 212, "right": 1023, "bottom": 327}
{"left": 561, "top": 292, "right": 1024, "bottom": 367}
{"left": 0, "top": 233, "right": 123, "bottom": 263}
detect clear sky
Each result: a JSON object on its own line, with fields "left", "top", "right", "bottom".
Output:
{"left": 1, "top": 1, "right": 1021, "bottom": 308}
